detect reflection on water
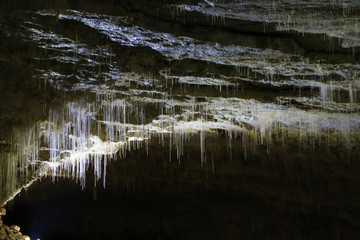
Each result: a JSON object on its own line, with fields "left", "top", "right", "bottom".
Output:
{"left": 1, "top": 1, "right": 360, "bottom": 239}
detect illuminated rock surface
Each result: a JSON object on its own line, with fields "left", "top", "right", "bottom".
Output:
{"left": 0, "top": 0, "right": 359, "bottom": 239}
{"left": 0, "top": 208, "right": 29, "bottom": 240}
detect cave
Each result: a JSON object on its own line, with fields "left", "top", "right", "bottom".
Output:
{"left": 0, "top": 1, "right": 360, "bottom": 239}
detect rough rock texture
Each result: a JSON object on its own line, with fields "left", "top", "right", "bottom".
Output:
{"left": 0, "top": 1, "right": 359, "bottom": 239}
{"left": 0, "top": 209, "right": 29, "bottom": 240}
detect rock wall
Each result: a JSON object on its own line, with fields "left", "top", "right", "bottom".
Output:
{"left": 0, "top": 208, "right": 29, "bottom": 240}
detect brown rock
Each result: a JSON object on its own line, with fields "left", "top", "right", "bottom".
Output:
{"left": 14, "top": 231, "right": 22, "bottom": 237}
{"left": 10, "top": 225, "right": 20, "bottom": 232}
{"left": 0, "top": 224, "right": 27, "bottom": 240}
{"left": 0, "top": 226, "right": 5, "bottom": 235}
{"left": 0, "top": 209, "right": 5, "bottom": 216}
{"left": 4, "top": 226, "right": 11, "bottom": 235}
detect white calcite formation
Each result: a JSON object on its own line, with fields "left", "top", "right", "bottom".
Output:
{"left": 1, "top": 3, "right": 359, "bottom": 206}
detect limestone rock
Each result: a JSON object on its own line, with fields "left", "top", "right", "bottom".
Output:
{"left": 0, "top": 208, "right": 5, "bottom": 216}
{"left": 0, "top": 224, "right": 27, "bottom": 240}
{"left": 0, "top": 226, "right": 6, "bottom": 235}
{"left": 0, "top": 226, "right": 8, "bottom": 240}
{"left": 10, "top": 225, "right": 20, "bottom": 232}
